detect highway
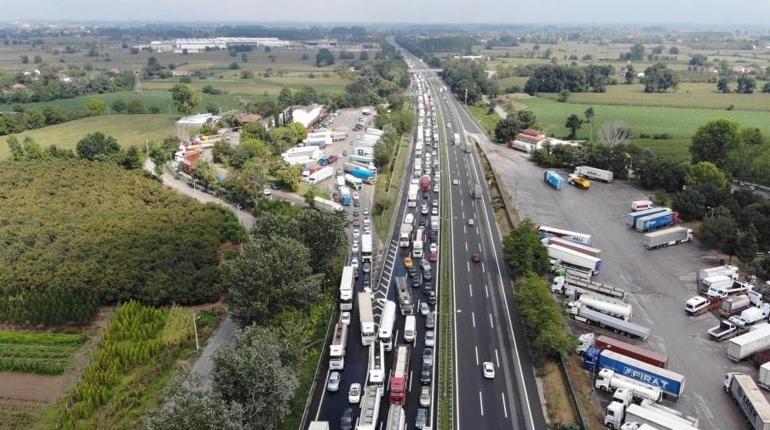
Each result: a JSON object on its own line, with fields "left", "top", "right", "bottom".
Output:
{"left": 414, "top": 54, "right": 546, "bottom": 430}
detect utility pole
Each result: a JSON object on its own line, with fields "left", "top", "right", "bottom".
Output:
{"left": 464, "top": 88, "right": 468, "bottom": 105}
{"left": 192, "top": 313, "right": 200, "bottom": 351}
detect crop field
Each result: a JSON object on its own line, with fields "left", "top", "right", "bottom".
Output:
{"left": 539, "top": 83, "right": 770, "bottom": 112}
{"left": 0, "top": 331, "right": 88, "bottom": 376}
{"left": 142, "top": 74, "right": 350, "bottom": 96}
{"left": 2, "top": 114, "right": 176, "bottom": 159}
{"left": 518, "top": 97, "right": 770, "bottom": 161}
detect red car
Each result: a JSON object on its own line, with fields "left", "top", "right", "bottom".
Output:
{"left": 429, "top": 243, "right": 438, "bottom": 262}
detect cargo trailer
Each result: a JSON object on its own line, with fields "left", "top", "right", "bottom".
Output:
{"left": 626, "top": 207, "right": 668, "bottom": 227}
{"left": 544, "top": 170, "right": 565, "bottom": 189}
{"left": 724, "top": 373, "right": 770, "bottom": 430}
{"left": 575, "top": 165, "right": 614, "bottom": 182}
{"left": 635, "top": 210, "right": 679, "bottom": 232}
{"left": 644, "top": 226, "right": 693, "bottom": 249}
{"left": 568, "top": 302, "right": 651, "bottom": 340}
{"left": 584, "top": 347, "right": 685, "bottom": 398}
{"left": 548, "top": 244, "right": 603, "bottom": 274}
{"left": 728, "top": 325, "right": 770, "bottom": 361}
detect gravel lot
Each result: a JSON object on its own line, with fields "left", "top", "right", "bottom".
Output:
{"left": 478, "top": 140, "right": 752, "bottom": 430}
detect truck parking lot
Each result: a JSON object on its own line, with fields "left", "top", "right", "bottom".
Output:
{"left": 478, "top": 142, "right": 752, "bottom": 428}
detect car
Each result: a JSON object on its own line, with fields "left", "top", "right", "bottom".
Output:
{"left": 353, "top": 199, "right": 360, "bottom": 207}
{"left": 429, "top": 242, "right": 438, "bottom": 254}
{"left": 404, "top": 256, "right": 413, "bottom": 269}
{"left": 415, "top": 408, "right": 428, "bottom": 429}
{"left": 362, "top": 277, "right": 371, "bottom": 290}
{"left": 420, "top": 386, "right": 431, "bottom": 407}
{"left": 353, "top": 229, "right": 360, "bottom": 240}
{"left": 420, "top": 362, "right": 432, "bottom": 384}
{"left": 425, "top": 167, "right": 432, "bottom": 175}
{"left": 432, "top": 150, "right": 437, "bottom": 156}
{"left": 482, "top": 362, "right": 495, "bottom": 379}
{"left": 420, "top": 302, "right": 430, "bottom": 316}
{"left": 420, "top": 258, "right": 431, "bottom": 272}
{"left": 362, "top": 262, "right": 370, "bottom": 273}
{"left": 421, "top": 203, "right": 429, "bottom": 215}
{"left": 418, "top": 218, "right": 426, "bottom": 227}
{"left": 471, "top": 252, "right": 481, "bottom": 263}
{"left": 429, "top": 250, "right": 438, "bottom": 262}
{"left": 340, "top": 407, "right": 353, "bottom": 430}
{"left": 262, "top": 188, "right": 272, "bottom": 196}
{"left": 362, "top": 224, "right": 371, "bottom": 234}
{"left": 352, "top": 209, "right": 359, "bottom": 218}
{"left": 352, "top": 192, "right": 359, "bottom": 201}
{"left": 467, "top": 218, "right": 475, "bottom": 226}
{"left": 327, "top": 371, "right": 341, "bottom": 392}
{"left": 352, "top": 242, "right": 359, "bottom": 254}
{"left": 352, "top": 219, "right": 360, "bottom": 228}
{"left": 431, "top": 199, "right": 438, "bottom": 207}
{"left": 423, "top": 347, "right": 434, "bottom": 366}
{"left": 348, "top": 383, "right": 361, "bottom": 404}
{"left": 351, "top": 258, "right": 359, "bottom": 271}
{"left": 362, "top": 208, "right": 370, "bottom": 216}
{"left": 425, "top": 312, "right": 435, "bottom": 329}
{"left": 453, "top": 178, "right": 460, "bottom": 185}
{"left": 340, "top": 311, "right": 351, "bottom": 325}
{"left": 408, "top": 267, "right": 418, "bottom": 278}
{"left": 426, "top": 291, "right": 437, "bottom": 306}
{"left": 431, "top": 207, "right": 438, "bottom": 215}
{"left": 423, "top": 192, "right": 429, "bottom": 200}
{"left": 411, "top": 177, "right": 419, "bottom": 185}
{"left": 433, "top": 184, "right": 439, "bottom": 193}
{"left": 425, "top": 330, "right": 435, "bottom": 347}
{"left": 412, "top": 277, "right": 422, "bottom": 288}
{"left": 423, "top": 270, "right": 433, "bottom": 281}
{"left": 362, "top": 216, "right": 370, "bottom": 227}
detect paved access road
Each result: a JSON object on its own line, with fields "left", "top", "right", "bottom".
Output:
{"left": 414, "top": 55, "right": 546, "bottom": 429}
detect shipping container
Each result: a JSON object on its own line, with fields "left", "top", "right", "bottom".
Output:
{"left": 544, "top": 170, "right": 565, "bottom": 189}
{"left": 584, "top": 348, "right": 685, "bottom": 398}
{"left": 595, "top": 335, "right": 669, "bottom": 368}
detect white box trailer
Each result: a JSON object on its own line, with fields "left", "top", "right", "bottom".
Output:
{"left": 644, "top": 226, "right": 693, "bottom": 249}
{"left": 575, "top": 165, "right": 614, "bottom": 182}
{"left": 724, "top": 373, "right": 770, "bottom": 430}
{"left": 728, "top": 324, "right": 770, "bottom": 361}
{"left": 548, "top": 244, "right": 603, "bottom": 274}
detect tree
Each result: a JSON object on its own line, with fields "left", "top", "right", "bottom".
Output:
{"left": 685, "top": 161, "right": 730, "bottom": 190}
{"left": 516, "top": 276, "right": 573, "bottom": 359}
{"left": 222, "top": 238, "right": 323, "bottom": 326}
{"left": 624, "top": 66, "right": 635, "bottom": 84}
{"left": 117, "top": 146, "right": 143, "bottom": 170}
{"left": 111, "top": 99, "right": 127, "bottom": 113}
{"left": 87, "top": 98, "right": 108, "bottom": 116}
{"left": 76, "top": 132, "right": 120, "bottom": 161}
{"left": 641, "top": 63, "right": 679, "bottom": 93}
{"left": 717, "top": 77, "right": 731, "bottom": 94}
{"left": 494, "top": 117, "right": 521, "bottom": 143}
{"left": 669, "top": 46, "right": 680, "bottom": 55}
{"left": 689, "top": 54, "right": 708, "bottom": 66}
{"left": 584, "top": 107, "right": 595, "bottom": 138}
{"left": 557, "top": 89, "right": 570, "bottom": 102}
{"left": 277, "top": 87, "right": 293, "bottom": 109}
{"left": 690, "top": 119, "right": 740, "bottom": 169}
{"left": 763, "top": 82, "right": 770, "bottom": 93}
{"left": 20, "top": 55, "right": 29, "bottom": 64}
{"left": 700, "top": 207, "right": 738, "bottom": 257}
{"left": 126, "top": 99, "right": 145, "bottom": 114}
{"left": 736, "top": 75, "right": 757, "bottom": 94}
{"left": 240, "top": 53, "right": 247, "bottom": 63}
{"left": 626, "top": 44, "right": 645, "bottom": 61}
{"left": 565, "top": 114, "right": 582, "bottom": 138}
{"left": 212, "top": 326, "right": 298, "bottom": 429}
{"left": 502, "top": 219, "right": 550, "bottom": 276}
{"left": 170, "top": 83, "right": 201, "bottom": 115}
{"left": 144, "top": 375, "right": 245, "bottom": 430}
{"left": 736, "top": 224, "right": 758, "bottom": 264}
{"left": 315, "top": 49, "right": 335, "bottom": 67}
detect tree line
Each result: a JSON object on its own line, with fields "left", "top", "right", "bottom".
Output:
{"left": 0, "top": 66, "right": 135, "bottom": 104}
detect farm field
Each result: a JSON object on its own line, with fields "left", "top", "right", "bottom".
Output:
{"left": 0, "top": 331, "right": 88, "bottom": 376}
{"left": 143, "top": 74, "right": 350, "bottom": 96}
{"left": 539, "top": 82, "right": 770, "bottom": 112}
{"left": 517, "top": 97, "right": 770, "bottom": 161}
{"left": 2, "top": 114, "right": 176, "bottom": 159}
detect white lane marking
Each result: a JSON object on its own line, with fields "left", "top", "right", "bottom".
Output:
{"left": 479, "top": 391, "right": 485, "bottom": 416}
{"left": 467, "top": 261, "right": 470, "bottom": 272}
{"left": 463, "top": 226, "right": 467, "bottom": 235}
{"left": 485, "top": 284, "right": 489, "bottom": 298}
{"left": 482, "top": 262, "right": 486, "bottom": 273}
{"left": 495, "top": 349, "right": 500, "bottom": 367}
{"left": 489, "top": 313, "right": 495, "bottom": 329}
{"left": 469, "top": 283, "right": 473, "bottom": 298}
{"left": 314, "top": 368, "right": 331, "bottom": 419}
{"left": 502, "top": 392, "right": 508, "bottom": 418}
{"left": 465, "top": 241, "right": 468, "bottom": 251}
{"left": 472, "top": 311, "right": 476, "bottom": 328}
{"left": 475, "top": 345, "right": 479, "bottom": 365}
{"left": 409, "top": 370, "right": 413, "bottom": 392}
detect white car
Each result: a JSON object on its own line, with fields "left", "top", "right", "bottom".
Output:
{"left": 340, "top": 311, "right": 351, "bottom": 325}
{"left": 351, "top": 258, "right": 359, "bottom": 271}
{"left": 353, "top": 229, "right": 360, "bottom": 240}
{"left": 467, "top": 218, "right": 475, "bottom": 226}
{"left": 482, "top": 362, "right": 495, "bottom": 379}
{"left": 433, "top": 184, "right": 439, "bottom": 193}
{"left": 420, "top": 302, "right": 430, "bottom": 316}
{"left": 262, "top": 188, "right": 272, "bottom": 196}
{"left": 431, "top": 207, "right": 438, "bottom": 215}
{"left": 352, "top": 242, "right": 360, "bottom": 255}
{"left": 429, "top": 243, "right": 438, "bottom": 254}
{"left": 420, "top": 386, "right": 431, "bottom": 407}
{"left": 348, "top": 383, "right": 361, "bottom": 404}
{"left": 327, "top": 371, "right": 341, "bottom": 391}
{"left": 424, "top": 329, "right": 435, "bottom": 347}
{"left": 411, "top": 177, "right": 419, "bottom": 185}
{"left": 453, "top": 178, "right": 459, "bottom": 185}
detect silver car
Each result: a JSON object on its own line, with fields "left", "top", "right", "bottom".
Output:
{"left": 420, "top": 386, "right": 431, "bottom": 407}
{"left": 327, "top": 371, "right": 341, "bottom": 392}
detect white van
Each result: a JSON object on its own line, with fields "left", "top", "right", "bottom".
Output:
{"left": 404, "top": 213, "right": 415, "bottom": 226}
{"left": 404, "top": 315, "right": 416, "bottom": 343}
{"left": 631, "top": 200, "right": 653, "bottom": 211}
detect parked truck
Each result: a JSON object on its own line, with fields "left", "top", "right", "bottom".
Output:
{"left": 729, "top": 324, "right": 770, "bottom": 361}
{"left": 729, "top": 305, "right": 770, "bottom": 328}
{"left": 308, "top": 166, "right": 335, "bottom": 185}
{"left": 631, "top": 200, "right": 654, "bottom": 211}
{"left": 575, "top": 165, "right": 614, "bottom": 182}
{"left": 568, "top": 302, "right": 651, "bottom": 340}
{"left": 583, "top": 347, "right": 685, "bottom": 398}
{"left": 545, "top": 237, "right": 602, "bottom": 258}
{"left": 626, "top": 207, "right": 669, "bottom": 228}
{"left": 697, "top": 265, "right": 739, "bottom": 292}
{"left": 685, "top": 295, "right": 720, "bottom": 316}
{"left": 604, "top": 401, "right": 699, "bottom": 430}
{"left": 644, "top": 226, "right": 693, "bottom": 249}
{"left": 595, "top": 368, "right": 663, "bottom": 402}
{"left": 344, "top": 174, "right": 363, "bottom": 190}
{"left": 544, "top": 170, "right": 565, "bottom": 190}
{"left": 577, "top": 292, "right": 632, "bottom": 320}
{"left": 720, "top": 294, "right": 752, "bottom": 317}
{"left": 343, "top": 162, "right": 376, "bottom": 182}
{"left": 552, "top": 274, "right": 626, "bottom": 299}
{"left": 635, "top": 210, "right": 680, "bottom": 233}
{"left": 578, "top": 333, "right": 669, "bottom": 368}
{"left": 759, "top": 362, "right": 770, "bottom": 390}
{"left": 313, "top": 196, "right": 344, "bottom": 214}
{"left": 568, "top": 173, "right": 592, "bottom": 189}
{"left": 708, "top": 280, "right": 753, "bottom": 300}
{"left": 548, "top": 244, "right": 603, "bottom": 274}
{"left": 724, "top": 373, "right": 770, "bottom": 430}
{"left": 708, "top": 319, "right": 749, "bottom": 341}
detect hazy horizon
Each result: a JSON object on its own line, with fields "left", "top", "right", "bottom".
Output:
{"left": 2, "top": 0, "right": 770, "bottom": 26}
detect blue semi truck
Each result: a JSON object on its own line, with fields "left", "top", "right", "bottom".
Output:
{"left": 635, "top": 210, "right": 680, "bottom": 233}
{"left": 583, "top": 347, "right": 685, "bottom": 398}
{"left": 544, "top": 170, "right": 565, "bottom": 190}
{"left": 344, "top": 162, "right": 376, "bottom": 182}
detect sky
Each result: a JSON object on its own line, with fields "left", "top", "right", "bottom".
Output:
{"left": 2, "top": 0, "right": 770, "bottom": 25}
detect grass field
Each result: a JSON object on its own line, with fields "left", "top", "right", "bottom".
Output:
{"left": 468, "top": 103, "right": 500, "bottom": 137}
{"left": 518, "top": 97, "right": 770, "bottom": 161}
{"left": 539, "top": 83, "right": 770, "bottom": 112}
{"left": 143, "top": 74, "right": 350, "bottom": 97}
{"left": 2, "top": 114, "right": 176, "bottom": 159}
{"left": 0, "top": 331, "right": 88, "bottom": 376}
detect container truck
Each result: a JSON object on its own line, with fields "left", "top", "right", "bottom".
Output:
{"left": 343, "top": 163, "right": 376, "bottom": 181}
{"left": 760, "top": 362, "right": 770, "bottom": 390}
{"left": 344, "top": 174, "right": 363, "bottom": 190}
{"left": 577, "top": 333, "right": 668, "bottom": 368}
{"left": 361, "top": 233, "right": 372, "bottom": 262}
{"left": 538, "top": 225, "right": 593, "bottom": 245}
{"left": 568, "top": 174, "right": 592, "bottom": 189}
{"left": 576, "top": 292, "right": 632, "bottom": 320}
{"left": 356, "top": 385, "right": 382, "bottom": 430}
{"left": 453, "top": 132, "right": 461, "bottom": 145}
{"left": 595, "top": 368, "right": 663, "bottom": 402}
{"left": 339, "top": 266, "right": 354, "bottom": 311}
{"left": 353, "top": 146, "right": 374, "bottom": 157}
{"left": 378, "top": 301, "right": 397, "bottom": 351}
{"left": 313, "top": 196, "right": 343, "bottom": 214}
{"left": 604, "top": 401, "right": 699, "bottom": 430}
{"left": 544, "top": 170, "right": 565, "bottom": 190}
{"left": 548, "top": 244, "right": 603, "bottom": 274}
{"left": 399, "top": 223, "right": 412, "bottom": 248}
{"left": 473, "top": 183, "right": 483, "bottom": 199}
{"left": 575, "top": 165, "right": 614, "bottom": 182}
{"left": 626, "top": 207, "right": 669, "bottom": 227}
{"left": 729, "top": 305, "right": 770, "bottom": 328}
{"left": 635, "top": 210, "right": 680, "bottom": 233}
{"left": 729, "top": 325, "right": 770, "bottom": 361}
{"left": 720, "top": 294, "right": 751, "bottom": 317}
{"left": 308, "top": 166, "right": 334, "bottom": 185}
{"left": 552, "top": 276, "right": 626, "bottom": 300}
{"left": 309, "top": 422, "right": 330, "bottom": 430}
{"left": 631, "top": 200, "right": 653, "bottom": 211}
{"left": 420, "top": 175, "right": 431, "bottom": 191}
{"left": 368, "top": 341, "right": 385, "bottom": 384}
{"left": 349, "top": 154, "right": 375, "bottom": 165}
{"left": 407, "top": 184, "right": 419, "bottom": 207}
{"left": 339, "top": 185, "right": 351, "bottom": 206}
{"left": 329, "top": 322, "right": 348, "bottom": 370}
{"left": 385, "top": 405, "right": 405, "bottom": 430}
{"left": 583, "top": 347, "right": 684, "bottom": 398}
{"left": 389, "top": 345, "right": 410, "bottom": 405}
{"left": 358, "top": 291, "right": 376, "bottom": 346}
{"left": 303, "top": 136, "right": 332, "bottom": 148}
{"left": 545, "top": 237, "right": 602, "bottom": 258}
{"left": 396, "top": 277, "right": 414, "bottom": 316}
{"left": 644, "top": 226, "right": 693, "bottom": 249}
{"left": 568, "top": 302, "right": 651, "bottom": 340}
{"left": 724, "top": 373, "right": 770, "bottom": 430}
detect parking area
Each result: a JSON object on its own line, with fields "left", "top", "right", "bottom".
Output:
{"left": 477, "top": 140, "right": 750, "bottom": 429}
